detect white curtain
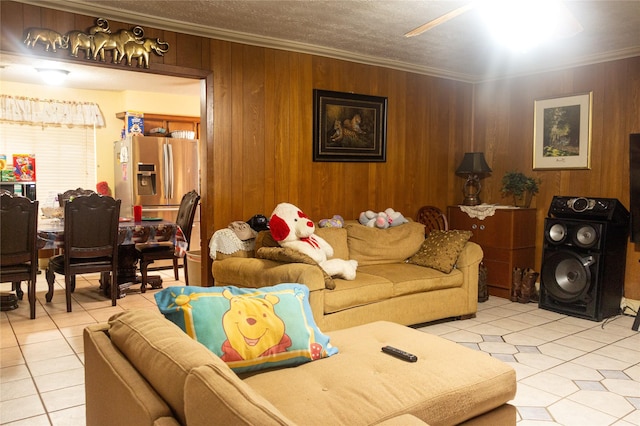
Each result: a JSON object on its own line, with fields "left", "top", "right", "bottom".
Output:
{"left": 0, "top": 95, "right": 105, "bottom": 128}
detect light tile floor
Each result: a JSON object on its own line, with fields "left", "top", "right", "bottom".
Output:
{"left": 1, "top": 271, "right": 639, "bottom": 425}
{"left": 417, "top": 298, "right": 640, "bottom": 425}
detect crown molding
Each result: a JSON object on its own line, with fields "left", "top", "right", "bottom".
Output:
{"left": 478, "top": 46, "right": 640, "bottom": 83}
{"left": 18, "top": 0, "right": 478, "bottom": 83}
{"left": 16, "top": 0, "right": 640, "bottom": 85}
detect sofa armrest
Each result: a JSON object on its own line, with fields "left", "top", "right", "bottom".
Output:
{"left": 452, "top": 241, "right": 482, "bottom": 314}
{"left": 374, "top": 414, "right": 431, "bottom": 425}
{"left": 455, "top": 241, "right": 483, "bottom": 269}
{"left": 84, "top": 324, "right": 177, "bottom": 426}
{"left": 212, "top": 257, "right": 328, "bottom": 329}
{"left": 154, "top": 418, "right": 182, "bottom": 426}
{"left": 212, "top": 257, "right": 326, "bottom": 292}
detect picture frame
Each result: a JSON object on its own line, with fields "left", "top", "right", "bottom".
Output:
{"left": 313, "top": 89, "right": 387, "bottom": 162}
{"left": 533, "top": 92, "right": 592, "bottom": 170}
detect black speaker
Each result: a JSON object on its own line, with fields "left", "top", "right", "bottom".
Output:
{"left": 539, "top": 196, "right": 629, "bottom": 321}
{"left": 630, "top": 133, "right": 640, "bottom": 242}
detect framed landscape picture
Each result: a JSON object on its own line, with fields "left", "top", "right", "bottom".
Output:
{"left": 313, "top": 89, "right": 387, "bottom": 162}
{"left": 533, "top": 92, "right": 592, "bottom": 170}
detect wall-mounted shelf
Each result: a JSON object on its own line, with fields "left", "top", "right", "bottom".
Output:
{"left": 116, "top": 112, "right": 200, "bottom": 138}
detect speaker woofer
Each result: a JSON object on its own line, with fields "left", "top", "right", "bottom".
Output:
{"left": 574, "top": 224, "right": 598, "bottom": 248}
{"left": 541, "top": 250, "right": 592, "bottom": 302}
{"left": 547, "top": 223, "right": 567, "bottom": 244}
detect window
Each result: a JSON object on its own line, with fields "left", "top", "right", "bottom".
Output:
{"left": 0, "top": 123, "right": 96, "bottom": 207}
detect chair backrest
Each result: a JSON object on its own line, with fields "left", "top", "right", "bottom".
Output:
{"left": 174, "top": 190, "right": 201, "bottom": 247}
{"left": 64, "top": 193, "right": 121, "bottom": 261}
{"left": 0, "top": 193, "right": 39, "bottom": 268}
{"left": 416, "top": 206, "right": 449, "bottom": 236}
{"left": 59, "top": 188, "right": 96, "bottom": 207}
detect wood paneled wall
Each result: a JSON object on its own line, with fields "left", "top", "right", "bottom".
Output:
{"left": 3, "top": 1, "right": 639, "bottom": 296}
{"left": 473, "top": 57, "right": 640, "bottom": 298}
{"left": 209, "top": 42, "right": 472, "bottom": 227}
{"left": 2, "top": 1, "right": 473, "bottom": 286}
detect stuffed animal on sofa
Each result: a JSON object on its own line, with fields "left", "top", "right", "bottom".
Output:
{"left": 359, "top": 210, "right": 388, "bottom": 228}
{"left": 359, "top": 208, "right": 409, "bottom": 228}
{"left": 358, "top": 210, "right": 376, "bottom": 226}
{"left": 318, "top": 214, "right": 344, "bottom": 228}
{"left": 270, "top": 203, "right": 358, "bottom": 280}
{"left": 385, "top": 208, "right": 409, "bottom": 227}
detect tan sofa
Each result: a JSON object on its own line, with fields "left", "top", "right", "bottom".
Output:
{"left": 212, "top": 221, "right": 483, "bottom": 331}
{"left": 84, "top": 309, "right": 516, "bottom": 426}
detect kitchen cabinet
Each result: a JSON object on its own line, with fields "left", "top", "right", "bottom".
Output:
{"left": 116, "top": 112, "right": 200, "bottom": 138}
{"left": 0, "top": 182, "right": 36, "bottom": 200}
{"left": 448, "top": 206, "right": 537, "bottom": 299}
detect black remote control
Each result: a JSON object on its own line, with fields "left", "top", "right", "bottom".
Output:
{"left": 381, "top": 346, "right": 418, "bottom": 362}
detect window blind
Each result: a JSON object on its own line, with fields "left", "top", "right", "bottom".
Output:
{"left": 0, "top": 122, "right": 96, "bottom": 207}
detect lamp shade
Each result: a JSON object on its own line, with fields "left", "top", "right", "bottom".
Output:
{"left": 455, "top": 152, "right": 492, "bottom": 175}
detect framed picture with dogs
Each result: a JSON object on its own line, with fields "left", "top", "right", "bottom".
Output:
{"left": 313, "top": 89, "right": 387, "bottom": 162}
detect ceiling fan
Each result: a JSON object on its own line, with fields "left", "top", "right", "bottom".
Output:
{"left": 404, "top": 1, "right": 583, "bottom": 40}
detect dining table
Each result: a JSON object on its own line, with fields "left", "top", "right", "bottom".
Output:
{"left": 37, "top": 217, "right": 187, "bottom": 298}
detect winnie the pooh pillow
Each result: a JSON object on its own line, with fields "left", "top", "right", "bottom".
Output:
{"left": 155, "top": 284, "right": 338, "bottom": 373}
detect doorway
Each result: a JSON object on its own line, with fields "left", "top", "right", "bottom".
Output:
{"left": 0, "top": 53, "right": 208, "bottom": 272}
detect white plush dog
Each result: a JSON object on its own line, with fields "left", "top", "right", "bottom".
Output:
{"left": 269, "top": 202, "right": 358, "bottom": 280}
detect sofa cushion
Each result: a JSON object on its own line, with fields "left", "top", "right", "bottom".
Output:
{"left": 407, "top": 230, "right": 472, "bottom": 273}
{"left": 323, "top": 273, "right": 394, "bottom": 314}
{"left": 256, "top": 227, "right": 349, "bottom": 261}
{"left": 346, "top": 221, "right": 425, "bottom": 266}
{"left": 155, "top": 284, "right": 338, "bottom": 373}
{"left": 314, "top": 227, "right": 349, "bottom": 260}
{"left": 215, "top": 250, "right": 255, "bottom": 260}
{"left": 256, "top": 247, "right": 335, "bottom": 289}
{"left": 242, "top": 321, "right": 516, "bottom": 425}
{"left": 84, "top": 324, "right": 177, "bottom": 426}
{"left": 357, "top": 263, "right": 463, "bottom": 297}
{"left": 255, "top": 230, "right": 279, "bottom": 249}
{"left": 184, "top": 363, "right": 294, "bottom": 426}
{"left": 108, "top": 310, "right": 226, "bottom": 425}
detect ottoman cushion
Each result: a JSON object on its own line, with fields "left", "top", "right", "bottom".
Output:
{"left": 242, "top": 321, "right": 516, "bottom": 425}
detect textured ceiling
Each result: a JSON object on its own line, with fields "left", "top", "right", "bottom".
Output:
{"left": 4, "top": 0, "right": 639, "bottom": 94}
{"left": 31, "top": 0, "right": 640, "bottom": 83}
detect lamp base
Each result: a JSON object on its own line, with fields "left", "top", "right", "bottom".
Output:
{"left": 461, "top": 176, "right": 482, "bottom": 206}
{"left": 462, "top": 195, "right": 482, "bottom": 206}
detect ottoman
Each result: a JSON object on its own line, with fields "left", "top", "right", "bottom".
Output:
{"left": 240, "top": 321, "right": 517, "bottom": 425}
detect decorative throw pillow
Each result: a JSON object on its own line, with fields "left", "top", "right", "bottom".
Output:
{"left": 155, "top": 284, "right": 338, "bottom": 373}
{"left": 256, "top": 247, "right": 336, "bottom": 289}
{"left": 407, "top": 230, "right": 472, "bottom": 273}
{"left": 255, "top": 230, "right": 279, "bottom": 250}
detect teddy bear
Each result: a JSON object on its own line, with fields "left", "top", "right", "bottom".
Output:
{"left": 358, "top": 210, "right": 390, "bottom": 228}
{"left": 270, "top": 203, "right": 358, "bottom": 280}
{"left": 318, "top": 214, "right": 344, "bottom": 228}
{"left": 384, "top": 208, "right": 409, "bottom": 227}
{"left": 359, "top": 208, "right": 409, "bottom": 228}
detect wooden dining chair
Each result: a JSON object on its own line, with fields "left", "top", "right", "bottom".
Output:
{"left": 416, "top": 205, "right": 449, "bottom": 236}
{"left": 0, "top": 192, "right": 39, "bottom": 319}
{"left": 58, "top": 187, "right": 96, "bottom": 207}
{"left": 46, "top": 193, "right": 121, "bottom": 312}
{"left": 136, "top": 190, "right": 200, "bottom": 290}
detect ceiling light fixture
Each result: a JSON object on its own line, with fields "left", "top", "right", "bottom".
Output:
{"left": 36, "top": 68, "right": 70, "bottom": 86}
{"left": 477, "top": 0, "right": 582, "bottom": 52}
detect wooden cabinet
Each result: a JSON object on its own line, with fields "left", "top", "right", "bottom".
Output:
{"left": 116, "top": 112, "right": 200, "bottom": 138}
{"left": 448, "top": 206, "right": 537, "bottom": 299}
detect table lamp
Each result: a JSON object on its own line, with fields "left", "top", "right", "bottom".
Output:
{"left": 455, "top": 152, "right": 492, "bottom": 206}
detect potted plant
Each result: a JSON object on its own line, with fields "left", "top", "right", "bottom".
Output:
{"left": 500, "top": 171, "right": 541, "bottom": 208}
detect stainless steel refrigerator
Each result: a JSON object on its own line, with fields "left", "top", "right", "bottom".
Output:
{"left": 114, "top": 135, "right": 199, "bottom": 221}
